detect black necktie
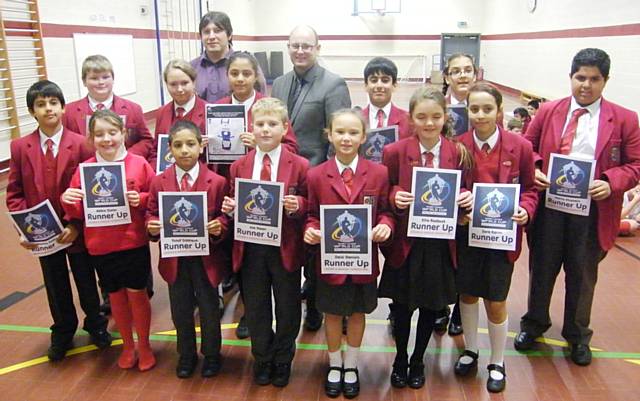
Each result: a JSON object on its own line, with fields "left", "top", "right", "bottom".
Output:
{"left": 288, "top": 77, "right": 304, "bottom": 116}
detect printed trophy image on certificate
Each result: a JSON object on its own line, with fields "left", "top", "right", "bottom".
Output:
{"left": 320, "top": 204, "right": 372, "bottom": 275}
{"left": 545, "top": 153, "right": 595, "bottom": 216}
{"left": 80, "top": 162, "right": 131, "bottom": 227}
{"left": 234, "top": 178, "right": 284, "bottom": 247}
{"left": 159, "top": 192, "right": 209, "bottom": 257}
{"left": 468, "top": 183, "right": 520, "bottom": 251}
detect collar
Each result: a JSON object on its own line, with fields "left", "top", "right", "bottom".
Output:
{"left": 88, "top": 94, "right": 114, "bottom": 111}
{"left": 175, "top": 95, "right": 196, "bottom": 115}
{"left": 175, "top": 162, "right": 200, "bottom": 183}
{"left": 473, "top": 126, "right": 499, "bottom": 151}
{"left": 569, "top": 96, "right": 601, "bottom": 116}
{"left": 256, "top": 144, "right": 282, "bottom": 165}
{"left": 335, "top": 155, "right": 358, "bottom": 175}
{"left": 96, "top": 146, "right": 128, "bottom": 162}
{"left": 369, "top": 102, "right": 392, "bottom": 120}
{"left": 232, "top": 91, "right": 256, "bottom": 108}
{"left": 39, "top": 125, "right": 64, "bottom": 146}
{"left": 200, "top": 46, "right": 233, "bottom": 66}
{"left": 450, "top": 93, "right": 466, "bottom": 106}
{"left": 419, "top": 137, "right": 442, "bottom": 156}
{"left": 295, "top": 63, "right": 318, "bottom": 82}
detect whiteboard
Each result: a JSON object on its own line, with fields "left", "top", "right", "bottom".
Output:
{"left": 72, "top": 34, "right": 137, "bottom": 97}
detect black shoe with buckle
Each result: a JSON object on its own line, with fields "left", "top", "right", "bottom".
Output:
{"left": 514, "top": 331, "right": 537, "bottom": 351}
{"left": 176, "top": 355, "right": 198, "bottom": 378}
{"left": 434, "top": 306, "right": 450, "bottom": 335}
{"left": 342, "top": 368, "right": 360, "bottom": 399}
{"left": 390, "top": 363, "right": 407, "bottom": 388}
{"left": 89, "top": 329, "right": 113, "bottom": 349}
{"left": 254, "top": 361, "right": 272, "bottom": 385}
{"left": 448, "top": 322, "right": 463, "bottom": 336}
{"left": 408, "top": 363, "right": 425, "bottom": 389}
{"left": 454, "top": 349, "right": 479, "bottom": 376}
{"left": 324, "top": 366, "right": 343, "bottom": 398}
{"left": 201, "top": 355, "right": 221, "bottom": 378}
{"left": 486, "top": 363, "right": 506, "bottom": 393}
{"left": 235, "top": 316, "right": 250, "bottom": 339}
{"left": 272, "top": 362, "right": 291, "bottom": 387}
{"left": 570, "top": 343, "right": 592, "bottom": 366}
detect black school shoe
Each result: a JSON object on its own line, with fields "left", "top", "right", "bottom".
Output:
{"left": 235, "top": 316, "right": 250, "bottom": 339}
{"left": 201, "top": 355, "right": 222, "bottom": 378}
{"left": 408, "top": 363, "right": 425, "bottom": 389}
{"left": 303, "top": 307, "right": 323, "bottom": 331}
{"left": 176, "top": 355, "right": 198, "bottom": 378}
{"left": 89, "top": 329, "right": 113, "bottom": 349}
{"left": 570, "top": 343, "right": 592, "bottom": 366}
{"left": 486, "top": 363, "right": 506, "bottom": 393}
{"left": 324, "top": 366, "right": 343, "bottom": 398}
{"left": 433, "top": 306, "right": 450, "bottom": 335}
{"left": 454, "top": 349, "right": 479, "bottom": 376}
{"left": 390, "top": 364, "right": 408, "bottom": 388}
{"left": 47, "top": 341, "right": 73, "bottom": 362}
{"left": 271, "top": 363, "right": 291, "bottom": 387}
{"left": 253, "top": 361, "right": 272, "bottom": 385}
{"left": 342, "top": 368, "right": 360, "bottom": 399}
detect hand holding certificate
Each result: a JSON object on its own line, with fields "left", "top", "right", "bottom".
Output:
{"left": 7, "top": 200, "right": 72, "bottom": 257}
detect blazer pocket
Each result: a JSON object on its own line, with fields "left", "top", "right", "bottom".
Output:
{"left": 605, "top": 139, "right": 622, "bottom": 166}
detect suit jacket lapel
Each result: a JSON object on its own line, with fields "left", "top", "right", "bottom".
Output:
{"left": 551, "top": 99, "right": 571, "bottom": 150}
{"left": 594, "top": 99, "right": 614, "bottom": 161}
{"left": 26, "top": 132, "right": 44, "bottom": 191}
{"left": 328, "top": 160, "right": 351, "bottom": 203}
{"left": 291, "top": 66, "right": 318, "bottom": 122}
{"left": 439, "top": 138, "right": 456, "bottom": 169}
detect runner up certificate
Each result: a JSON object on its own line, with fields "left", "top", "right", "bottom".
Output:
{"left": 234, "top": 178, "right": 284, "bottom": 247}
{"left": 408, "top": 167, "right": 461, "bottom": 239}
{"left": 7, "top": 199, "right": 71, "bottom": 257}
{"left": 159, "top": 192, "right": 209, "bottom": 257}
{"left": 468, "top": 183, "right": 520, "bottom": 251}
{"left": 320, "top": 204, "right": 372, "bottom": 275}
{"left": 545, "top": 153, "right": 596, "bottom": 216}
{"left": 80, "top": 162, "right": 131, "bottom": 227}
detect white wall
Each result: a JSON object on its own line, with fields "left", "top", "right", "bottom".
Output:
{"left": 482, "top": 0, "right": 640, "bottom": 113}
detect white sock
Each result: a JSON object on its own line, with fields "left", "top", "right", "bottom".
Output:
{"left": 488, "top": 317, "right": 508, "bottom": 380}
{"left": 459, "top": 300, "right": 479, "bottom": 364}
{"left": 343, "top": 345, "right": 359, "bottom": 383}
{"left": 327, "top": 350, "right": 342, "bottom": 383}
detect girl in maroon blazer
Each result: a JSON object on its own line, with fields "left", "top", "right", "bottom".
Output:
{"left": 216, "top": 51, "right": 298, "bottom": 155}
{"left": 148, "top": 59, "right": 207, "bottom": 172}
{"left": 146, "top": 120, "right": 229, "bottom": 378}
{"left": 453, "top": 83, "right": 537, "bottom": 393}
{"left": 304, "top": 109, "right": 394, "bottom": 399}
{"left": 61, "top": 110, "right": 156, "bottom": 372}
{"left": 378, "top": 87, "right": 472, "bottom": 389}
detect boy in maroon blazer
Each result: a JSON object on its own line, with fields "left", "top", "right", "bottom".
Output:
{"left": 63, "top": 55, "right": 152, "bottom": 158}
{"left": 221, "top": 97, "right": 308, "bottom": 387}
{"left": 146, "top": 120, "right": 230, "bottom": 378}
{"left": 361, "top": 57, "right": 410, "bottom": 139}
{"left": 516, "top": 48, "right": 640, "bottom": 366}
{"left": 6, "top": 80, "right": 110, "bottom": 361}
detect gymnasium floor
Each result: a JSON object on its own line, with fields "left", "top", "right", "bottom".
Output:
{"left": 0, "top": 83, "right": 639, "bottom": 401}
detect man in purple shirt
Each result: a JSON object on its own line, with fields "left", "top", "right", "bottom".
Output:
{"left": 191, "top": 11, "right": 265, "bottom": 103}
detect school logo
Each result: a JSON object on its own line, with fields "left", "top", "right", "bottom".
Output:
{"left": 243, "top": 185, "right": 275, "bottom": 216}
{"left": 90, "top": 167, "right": 118, "bottom": 197}
{"left": 365, "top": 133, "right": 389, "bottom": 159}
{"left": 555, "top": 161, "right": 585, "bottom": 189}
{"left": 420, "top": 174, "right": 452, "bottom": 206}
{"left": 331, "top": 211, "right": 363, "bottom": 243}
{"left": 163, "top": 149, "right": 175, "bottom": 164}
{"left": 24, "top": 213, "right": 51, "bottom": 236}
{"left": 219, "top": 118, "right": 234, "bottom": 150}
{"left": 169, "top": 197, "right": 199, "bottom": 228}
{"left": 479, "top": 189, "right": 510, "bottom": 218}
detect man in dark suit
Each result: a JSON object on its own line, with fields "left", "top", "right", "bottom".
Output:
{"left": 271, "top": 25, "right": 351, "bottom": 331}
{"left": 515, "top": 48, "right": 640, "bottom": 366}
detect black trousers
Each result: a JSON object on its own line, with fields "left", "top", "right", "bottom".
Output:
{"left": 241, "top": 244, "right": 301, "bottom": 364}
{"left": 168, "top": 257, "right": 221, "bottom": 359}
{"left": 39, "top": 249, "right": 106, "bottom": 345}
{"left": 521, "top": 203, "right": 605, "bottom": 344}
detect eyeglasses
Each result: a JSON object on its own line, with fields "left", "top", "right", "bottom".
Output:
{"left": 287, "top": 43, "right": 316, "bottom": 52}
{"left": 448, "top": 68, "right": 475, "bottom": 78}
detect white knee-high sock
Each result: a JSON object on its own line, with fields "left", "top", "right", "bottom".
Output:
{"left": 327, "top": 350, "right": 342, "bottom": 382}
{"left": 488, "top": 316, "right": 508, "bottom": 366}
{"left": 459, "top": 300, "right": 479, "bottom": 364}
{"left": 343, "top": 345, "right": 360, "bottom": 383}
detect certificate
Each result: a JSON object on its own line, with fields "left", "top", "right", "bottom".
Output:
{"left": 7, "top": 200, "right": 71, "bottom": 257}
{"left": 545, "top": 153, "right": 596, "bottom": 216}
{"left": 363, "top": 126, "right": 399, "bottom": 163}
{"left": 159, "top": 192, "right": 209, "bottom": 257}
{"left": 234, "top": 178, "right": 284, "bottom": 246}
{"left": 80, "top": 162, "right": 131, "bottom": 227}
{"left": 320, "top": 204, "right": 372, "bottom": 275}
{"left": 155, "top": 134, "right": 175, "bottom": 174}
{"left": 447, "top": 104, "right": 469, "bottom": 136}
{"left": 468, "top": 183, "right": 520, "bottom": 251}
{"left": 206, "top": 104, "right": 246, "bottom": 163}
{"left": 408, "top": 167, "right": 461, "bottom": 239}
